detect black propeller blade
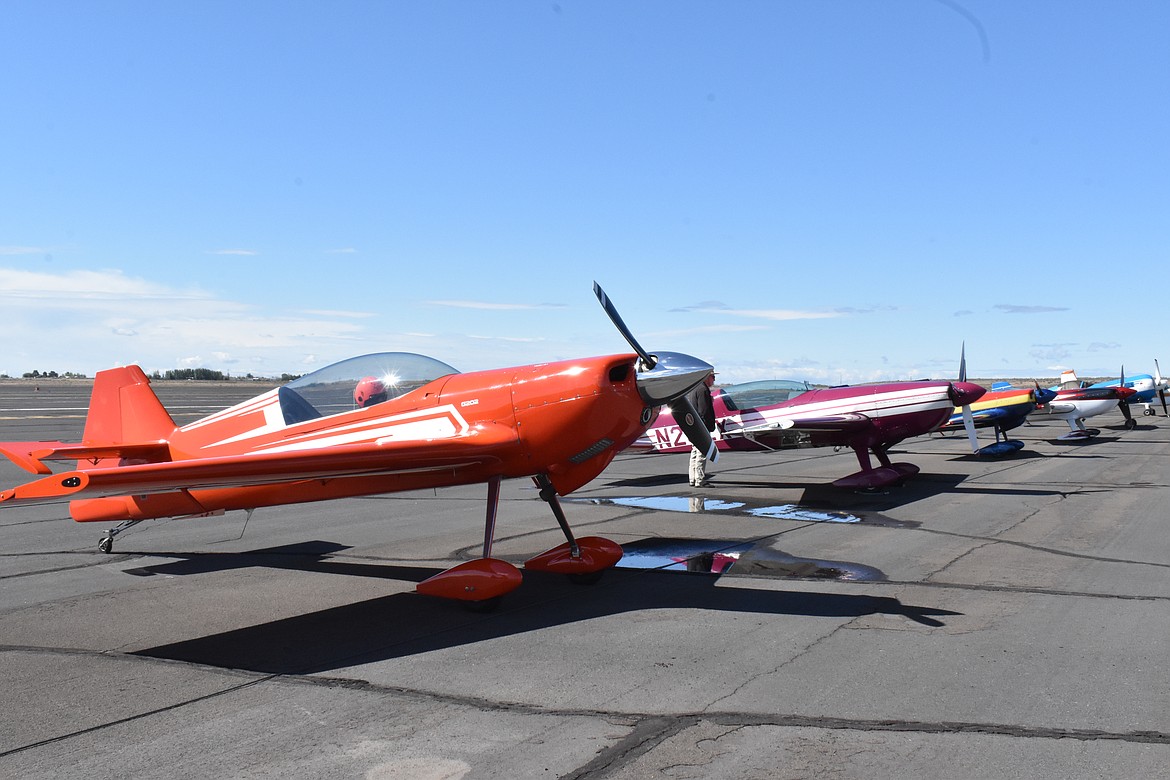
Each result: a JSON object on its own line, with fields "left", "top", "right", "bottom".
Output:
{"left": 593, "top": 281, "right": 657, "bottom": 371}
{"left": 670, "top": 394, "right": 717, "bottom": 463}
{"left": 1155, "top": 359, "right": 1168, "bottom": 416}
{"left": 957, "top": 342, "right": 979, "bottom": 452}
{"left": 593, "top": 282, "right": 717, "bottom": 460}
{"left": 1118, "top": 365, "right": 1137, "bottom": 430}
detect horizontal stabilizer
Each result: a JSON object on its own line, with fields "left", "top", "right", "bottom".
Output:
{"left": 0, "top": 441, "right": 172, "bottom": 475}
{"left": 39, "top": 442, "right": 171, "bottom": 465}
{"left": 0, "top": 442, "right": 70, "bottom": 475}
{"left": 0, "top": 366, "right": 178, "bottom": 477}
{"left": 0, "top": 423, "right": 519, "bottom": 508}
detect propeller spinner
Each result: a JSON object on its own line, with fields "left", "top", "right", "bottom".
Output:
{"left": 593, "top": 282, "right": 718, "bottom": 461}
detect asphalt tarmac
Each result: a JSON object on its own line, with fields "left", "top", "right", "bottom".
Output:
{"left": 1, "top": 381, "right": 1168, "bottom": 779}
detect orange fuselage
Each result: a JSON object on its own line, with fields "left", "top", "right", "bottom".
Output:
{"left": 48, "top": 354, "right": 650, "bottom": 523}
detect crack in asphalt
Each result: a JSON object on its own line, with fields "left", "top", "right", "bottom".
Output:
{"left": 0, "top": 649, "right": 276, "bottom": 760}
{"left": 0, "top": 552, "right": 137, "bottom": 580}
{"left": 916, "top": 525, "right": 1170, "bottom": 570}
{"left": 561, "top": 716, "right": 684, "bottom": 779}
{"left": 702, "top": 620, "right": 854, "bottom": 713}
{"left": 921, "top": 537, "right": 998, "bottom": 581}
{"left": 877, "top": 578, "right": 1170, "bottom": 602}
{"left": 4, "top": 625, "right": 1170, "bottom": 768}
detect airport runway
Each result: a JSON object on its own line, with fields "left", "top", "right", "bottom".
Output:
{"left": 1, "top": 381, "right": 1168, "bottom": 778}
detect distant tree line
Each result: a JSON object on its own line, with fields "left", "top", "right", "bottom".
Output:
{"left": 20, "top": 370, "right": 87, "bottom": 379}
{"left": 7, "top": 368, "right": 296, "bottom": 382}
{"left": 149, "top": 368, "right": 230, "bottom": 381}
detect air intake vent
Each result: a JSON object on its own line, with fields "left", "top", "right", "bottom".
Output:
{"left": 569, "top": 438, "right": 614, "bottom": 464}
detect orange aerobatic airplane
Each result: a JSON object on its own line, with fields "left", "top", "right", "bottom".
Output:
{"left": 0, "top": 284, "right": 715, "bottom": 607}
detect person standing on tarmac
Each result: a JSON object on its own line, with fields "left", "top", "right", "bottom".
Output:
{"left": 688, "top": 372, "right": 717, "bottom": 487}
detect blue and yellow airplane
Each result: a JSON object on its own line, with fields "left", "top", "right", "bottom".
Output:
{"left": 938, "top": 382, "right": 1057, "bottom": 456}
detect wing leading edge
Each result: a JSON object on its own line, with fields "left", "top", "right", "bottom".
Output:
{"left": 724, "top": 412, "right": 873, "bottom": 436}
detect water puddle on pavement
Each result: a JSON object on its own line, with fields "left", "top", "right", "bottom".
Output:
{"left": 567, "top": 495, "right": 889, "bottom": 580}
{"left": 616, "top": 538, "right": 751, "bottom": 573}
{"left": 568, "top": 495, "right": 863, "bottom": 523}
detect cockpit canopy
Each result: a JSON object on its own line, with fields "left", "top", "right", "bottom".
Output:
{"left": 278, "top": 352, "right": 459, "bottom": 425}
{"left": 718, "top": 379, "right": 813, "bottom": 411}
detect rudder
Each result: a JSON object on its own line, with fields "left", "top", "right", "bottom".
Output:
{"left": 83, "top": 365, "right": 177, "bottom": 445}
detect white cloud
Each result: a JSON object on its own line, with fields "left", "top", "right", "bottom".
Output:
{"left": 207, "top": 249, "right": 259, "bottom": 256}
{"left": 0, "top": 246, "right": 51, "bottom": 256}
{"left": 0, "top": 266, "right": 370, "bottom": 376}
{"left": 686, "top": 305, "right": 843, "bottom": 321}
{"left": 995, "top": 304, "right": 1069, "bottom": 314}
{"left": 646, "top": 324, "right": 769, "bottom": 338}
{"left": 0, "top": 267, "right": 216, "bottom": 305}
{"left": 468, "top": 334, "right": 546, "bottom": 343}
{"left": 301, "top": 309, "right": 375, "bottom": 318}
{"left": 425, "top": 299, "right": 565, "bottom": 311}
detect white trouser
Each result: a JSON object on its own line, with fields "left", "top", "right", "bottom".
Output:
{"left": 689, "top": 446, "right": 708, "bottom": 485}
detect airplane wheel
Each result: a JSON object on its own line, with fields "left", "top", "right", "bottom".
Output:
{"left": 1125, "top": 418, "right": 1137, "bottom": 430}
{"left": 1144, "top": 409, "right": 1155, "bottom": 416}
{"left": 568, "top": 570, "right": 604, "bottom": 586}
{"left": 98, "top": 537, "right": 113, "bottom": 554}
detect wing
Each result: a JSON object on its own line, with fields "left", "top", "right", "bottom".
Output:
{"left": 0, "top": 423, "right": 518, "bottom": 506}
{"left": 0, "top": 441, "right": 173, "bottom": 475}
{"left": 939, "top": 407, "right": 1012, "bottom": 431}
{"left": 723, "top": 413, "right": 872, "bottom": 436}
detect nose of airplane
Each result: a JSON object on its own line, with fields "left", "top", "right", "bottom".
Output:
{"left": 1033, "top": 386, "right": 1058, "bottom": 404}
{"left": 633, "top": 351, "right": 714, "bottom": 406}
{"left": 949, "top": 381, "right": 986, "bottom": 406}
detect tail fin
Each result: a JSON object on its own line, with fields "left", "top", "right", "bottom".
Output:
{"left": 83, "top": 365, "right": 177, "bottom": 445}
{"left": 0, "top": 366, "right": 176, "bottom": 476}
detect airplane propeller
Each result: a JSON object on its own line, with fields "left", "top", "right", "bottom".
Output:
{"left": 1116, "top": 365, "right": 1138, "bottom": 430}
{"left": 1155, "top": 359, "right": 1168, "bottom": 415}
{"left": 593, "top": 282, "right": 718, "bottom": 462}
{"left": 957, "top": 343, "right": 980, "bottom": 453}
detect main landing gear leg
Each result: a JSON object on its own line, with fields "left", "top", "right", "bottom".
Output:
{"left": 416, "top": 475, "right": 522, "bottom": 608}
{"left": 98, "top": 519, "right": 143, "bottom": 553}
{"left": 532, "top": 474, "right": 579, "bottom": 558}
{"left": 482, "top": 474, "right": 501, "bottom": 559}
{"left": 524, "top": 473, "right": 623, "bottom": 582}
{"left": 831, "top": 442, "right": 917, "bottom": 490}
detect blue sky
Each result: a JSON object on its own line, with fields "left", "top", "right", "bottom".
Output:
{"left": 2, "top": 1, "right": 1167, "bottom": 383}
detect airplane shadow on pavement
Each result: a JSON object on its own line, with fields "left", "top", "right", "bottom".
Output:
{"left": 130, "top": 540, "right": 960, "bottom": 676}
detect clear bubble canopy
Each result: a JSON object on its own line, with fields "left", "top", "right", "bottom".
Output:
{"left": 719, "top": 379, "right": 813, "bottom": 410}
{"left": 278, "top": 352, "right": 460, "bottom": 424}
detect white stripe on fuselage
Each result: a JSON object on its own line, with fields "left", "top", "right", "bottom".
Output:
{"left": 201, "top": 404, "right": 471, "bottom": 452}
{"left": 740, "top": 386, "right": 951, "bottom": 427}
{"left": 180, "top": 389, "right": 282, "bottom": 433}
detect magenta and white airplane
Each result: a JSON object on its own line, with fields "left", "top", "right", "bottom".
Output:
{"left": 633, "top": 378, "right": 986, "bottom": 490}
